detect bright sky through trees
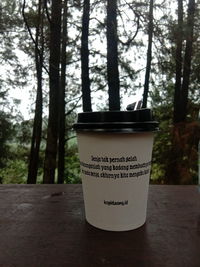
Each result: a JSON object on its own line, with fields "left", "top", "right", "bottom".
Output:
{"left": 3, "top": 0, "right": 182, "bottom": 120}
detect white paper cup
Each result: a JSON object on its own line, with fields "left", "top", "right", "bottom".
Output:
{"left": 74, "top": 109, "right": 158, "bottom": 231}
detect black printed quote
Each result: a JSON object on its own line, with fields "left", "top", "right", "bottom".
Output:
{"left": 80, "top": 155, "right": 151, "bottom": 180}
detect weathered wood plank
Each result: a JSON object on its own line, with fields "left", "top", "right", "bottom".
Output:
{"left": 0, "top": 185, "right": 199, "bottom": 267}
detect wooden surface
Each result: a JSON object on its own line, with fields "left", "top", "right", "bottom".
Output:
{"left": 0, "top": 185, "right": 199, "bottom": 267}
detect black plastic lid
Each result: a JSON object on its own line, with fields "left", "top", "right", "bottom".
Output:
{"left": 74, "top": 109, "right": 159, "bottom": 133}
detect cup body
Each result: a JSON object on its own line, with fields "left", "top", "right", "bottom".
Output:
{"left": 76, "top": 131, "right": 154, "bottom": 231}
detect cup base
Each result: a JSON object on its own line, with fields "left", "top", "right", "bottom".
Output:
{"left": 86, "top": 218, "right": 146, "bottom": 232}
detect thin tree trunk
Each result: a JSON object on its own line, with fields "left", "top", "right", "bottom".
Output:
{"left": 43, "top": 0, "right": 62, "bottom": 184}
{"left": 166, "top": 0, "right": 196, "bottom": 184}
{"left": 142, "top": 0, "right": 154, "bottom": 109}
{"left": 107, "top": 0, "right": 120, "bottom": 111}
{"left": 180, "top": 0, "right": 195, "bottom": 122}
{"left": 58, "top": 0, "right": 68, "bottom": 184}
{"left": 173, "top": 0, "right": 183, "bottom": 123}
{"left": 166, "top": 0, "right": 184, "bottom": 184}
{"left": 81, "top": 0, "right": 92, "bottom": 112}
{"left": 27, "top": 0, "right": 44, "bottom": 184}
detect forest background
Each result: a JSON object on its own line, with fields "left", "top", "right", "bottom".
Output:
{"left": 0, "top": 0, "right": 199, "bottom": 184}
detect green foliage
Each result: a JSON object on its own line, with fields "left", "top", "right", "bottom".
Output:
{"left": 0, "top": 111, "right": 13, "bottom": 169}
{"left": 150, "top": 100, "right": 173, "bottom": 183}
{"left": 14, "top": 119, "right": 33, "bottom": 145}
{"left": 64, "top": 138, "right": 81, "bottom": 184}
{"left": 150, "top": 82, "right": 200, "bottom": 184}
{"left": 0, "top": 158, "right": 27, "bottom": 184}
{"left": 0, "top": 140, "right": 29, "bottom": 184}
{"left": 0, "top": 114, "right": 33, "bottom": 184}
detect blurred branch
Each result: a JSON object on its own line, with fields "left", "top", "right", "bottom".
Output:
{"left": 66, "top": 95, "right": 82, "bottom": 116}
{"left": 118, "top": 8, "right": 140, "bottom": 46}
{"left": 66, "top": 135, "right": 76, "bottom": 142}
{"left": 22, "top": 0, "right": 49, "bottom": 75}
{"left": 44, "top": 0, "right": 51, "bottom": 24}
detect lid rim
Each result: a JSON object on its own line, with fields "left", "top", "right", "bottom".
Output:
{"left": 74, "top": 109, "right": 159, "bottom": 132}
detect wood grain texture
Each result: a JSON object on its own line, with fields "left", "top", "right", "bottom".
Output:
{"left": 0, "top": 185, "right": 199, "bottom": 267}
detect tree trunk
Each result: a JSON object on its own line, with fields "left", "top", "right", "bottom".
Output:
{"left": 173, "top": 0, "right": 195, "bottom": 123}
{"left": 142, "top": 0, "right": 154, "bottom": 109}
{"left": 81, "top": 0, "right": 92, "bottom": 112}
{"left": 173, "top": 0, "right": 183, "bottom": 123}
{"left": 27, "top": 0, "right": 44, "bottom": 184}
{"left": 43, "top": 0, "right": 62, "bottom": 184}
{"left": 58, "top": 0, "right": 68, "bottom": 184}
{"left": 107, "top": 0, "right": 120, "bottom": 111}
{"left": 166, "top": 0, "right": 196, "bottom": 184}
{"left": 180, "top": 0, "right": 195, "bottom": 122}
